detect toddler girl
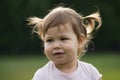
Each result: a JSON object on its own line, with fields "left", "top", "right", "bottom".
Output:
{"left": 28, "top": 6, "right": 102, "bottom": 80}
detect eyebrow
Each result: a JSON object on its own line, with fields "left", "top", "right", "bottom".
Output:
{"left": 45, "top": 34, "right": 69, "bottom": 38}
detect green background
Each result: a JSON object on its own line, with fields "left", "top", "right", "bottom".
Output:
{"left": 0, "top": 0, "right": 120, "bottom": 80}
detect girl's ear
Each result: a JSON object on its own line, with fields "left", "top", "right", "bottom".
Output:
{"left": 78, "top": 34, "right": 86, "bottom": 48}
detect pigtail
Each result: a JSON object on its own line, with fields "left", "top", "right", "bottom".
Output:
{"left": 82, "top": 11, "right": 102, "bottom": 34}
{"left": 79, "top": 11, "right": 102, "bottom": 56}
{"left": 27, "top": 17, "right": 44, "bottom": 40}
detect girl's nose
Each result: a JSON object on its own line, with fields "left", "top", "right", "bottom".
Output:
{"left": 53, "top": 41, "right": 61, "bottom": 49}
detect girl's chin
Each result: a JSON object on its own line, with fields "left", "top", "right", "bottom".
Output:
{"left": 52, "top": 59, "right": 66, "bottom": 64}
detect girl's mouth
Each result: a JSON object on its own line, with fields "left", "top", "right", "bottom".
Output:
{"left": 53, "top": 52, "right": 64, "bottom": 55}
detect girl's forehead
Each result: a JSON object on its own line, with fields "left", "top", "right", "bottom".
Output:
{"left": 45, "top": 23, "right": 75, "bottom": 36}
{"left": 47, "top": 23, "right": 72, "bottom": 32}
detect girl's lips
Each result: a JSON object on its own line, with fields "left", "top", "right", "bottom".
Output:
{"left": 53, "top": 52, "right": 64, "bottom": 55}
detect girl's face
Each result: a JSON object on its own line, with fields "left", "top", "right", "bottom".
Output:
{"left": 44, "top": 23, "right": 82, "bottom": 65}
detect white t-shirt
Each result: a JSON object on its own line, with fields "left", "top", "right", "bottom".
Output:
{"left": 32, "top": 60, "right": 102, "bottom": 80}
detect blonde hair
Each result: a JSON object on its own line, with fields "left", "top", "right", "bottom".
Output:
{"left": 27, "top": 6, "right": 102, "bottom": 57}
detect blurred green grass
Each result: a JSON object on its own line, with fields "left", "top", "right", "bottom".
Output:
{"left": 0, "top": 52, "right": 120, "bottom": 80}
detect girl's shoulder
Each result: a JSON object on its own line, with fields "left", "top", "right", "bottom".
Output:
{"left": 78, "top": 60, "right": 102, "bottom": 80}
{"left": 78, "top": 60, "right": 97, "bottom": 69}
{"left": 34, "top": 61, "right": 53, "bottom": 74}
{"left": 32, "top": 61, "right": 52, "bottom": 80}
{"left": 78, "top": 60, "right": 99, "bottom": 73}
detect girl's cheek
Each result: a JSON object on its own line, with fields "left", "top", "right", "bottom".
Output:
{"left": 44, "top": 44, "right": 51, "bottom": 53}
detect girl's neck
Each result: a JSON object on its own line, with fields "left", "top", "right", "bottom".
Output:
{"left": 54, "top": 59, "right": 78, "bottom": 73}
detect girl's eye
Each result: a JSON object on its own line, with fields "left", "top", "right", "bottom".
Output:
{"left": 46, "top": 39, "right": 53, "bottom": 42}
{"left": 61, "top": 37, "right": 68, "bottom": 41}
